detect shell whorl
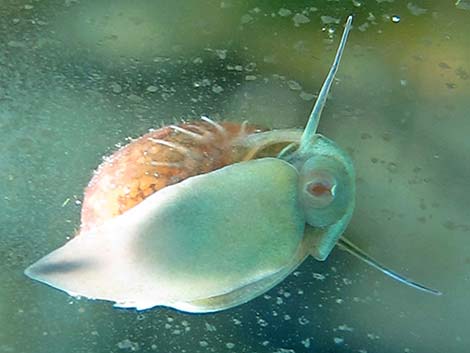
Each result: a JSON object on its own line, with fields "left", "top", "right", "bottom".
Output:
{"left": 80, "top": 119, "right": 264, "bottom": 232}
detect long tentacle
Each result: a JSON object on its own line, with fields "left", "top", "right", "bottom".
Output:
{"left": 338, "top": 237, "right": 442, "bottom": 296}
{"left": 299, "top": 15, "right": 353, "bottom": 151}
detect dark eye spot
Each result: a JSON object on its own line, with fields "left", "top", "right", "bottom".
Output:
{"left": 309, "top": 182, "right": 332, "bottom": 197}
{"left": 304, "top": 174, "right": 337, "bottom": 208}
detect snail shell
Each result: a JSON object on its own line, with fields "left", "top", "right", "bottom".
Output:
{"left": 80, "top": 120, "right": 264, "bottom": 232}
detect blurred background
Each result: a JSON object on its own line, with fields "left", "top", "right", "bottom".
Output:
{"left": 1, "top": 1, "right": 469, "bottom": 352}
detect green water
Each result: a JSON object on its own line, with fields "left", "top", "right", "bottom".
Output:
{"left": 1, "top": 1, "right": 469, "bottom": 352}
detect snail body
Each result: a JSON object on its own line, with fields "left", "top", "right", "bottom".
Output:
{"left": 25, "top": 16, "right": 440, "bottom": 313}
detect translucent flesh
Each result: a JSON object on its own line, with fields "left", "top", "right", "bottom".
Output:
{"left": 25, "top": 158, "right": 306, "bottom": 311}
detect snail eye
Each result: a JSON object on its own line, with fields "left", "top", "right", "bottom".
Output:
{"left": 305, "top": 172, "right": 337, "bottom": 208}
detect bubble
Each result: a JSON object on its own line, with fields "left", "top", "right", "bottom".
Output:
{"left": 391, "top": 15, "right": 401, "bottom": 23}
{"left": 146, "top": 85, "right": 158, "bottom": 93}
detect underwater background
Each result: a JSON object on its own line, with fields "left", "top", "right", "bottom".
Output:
{"left": 1, "top": 1, "right": 469, "bottom": 352}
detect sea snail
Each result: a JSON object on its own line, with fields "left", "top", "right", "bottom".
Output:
{"left": 25, "top": 16, "right": 441, "bottom": 313}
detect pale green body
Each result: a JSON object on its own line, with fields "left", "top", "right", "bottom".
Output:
{"left": 25, "top": 16, "right": 357, "bottom": 312}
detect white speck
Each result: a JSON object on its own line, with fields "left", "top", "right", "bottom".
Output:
{"left": 287, "top": 80, "right": 302, "bottom": 91}
{"left": 193, "top": 57, "right": 203, "bottom": 64}
{"left": 225, "top": 342, "right": 235, "bottom": 349}
{"left": 283, "top": 314, "right": 291, "bottom": 321}
{"left": 199, "top": 341, "right": 208, "bottom": 347}
{"left": 338, "top": 324, "right": 354, "bottom": 332}
{"left": 24, "top": 4, "right": 34, "bottom": 10}
{"left": 400, "top": 79, "right": 407, "bottom": 86}
{"left": 204, "top": 322, "right": 217, "bottom": 332}
{"left": 117, "top": 339, "right": 140, "bottom": 351}
{"left": 212, "top": 84, "right": 224, "bottom": 93}
{"left": 313, "top": 273, "right": 326, "bottom": 280}
{"left": 293, "top": 13, "right": 310, "bottom": 26}
{"left": 12, "top": 18, "right": 20, "bottom": 24}
{"left": 127, "top": 94, "right": 143, "bottom": 103}
{"left": 334, "top": 337, "right": 344, "bottom": 344}
{"left": 367, "top": 333, "right": 381, "bottom": 340}
{"left": 146, "top": 85, "right": 158, "bottom": 93}
{"left": 257, "top": 317, "right": 268, "bottom": 327}
{"left": 110, "top": 82, "right": 122, "bottom": 93}
{"left": 335, "top": 298, "right": 344, "bottom": 304}
{"left": 358, "top": 22, "right": 369, "bottom": 32}
{"left": 215, "top": 49, "right": 227, "bottom": 59}
{"left": 391, "top": 15, "right": 401, "bottom": 23}
{"left": 278, "top": 8, "right": 292, "bottom": 17}
{"left": 241, "top": 14, "right": 254, "bottom": 24}
{"left": 245, "top": 62, "right": 257, "bottom": 72}
{"left": 298, "top": 316, "right": 310, "bottom": 325}
{"left": 301, "top": 338, "right": 311, "bottom": 348}
{"left": 407, "top": 3, "right": 428, "bottom": 16}
{"left": 321, "top": 15, "right": 340, "bottom": 25}
{"left": 273, "top": 349, "right": 296, "bottom": 353}
{"left": 300, "top": 91, "right": 315, "bottom": 101}
{"left": 153, "top": 56, "right": 169, "bottom": 63}
{"left": 245, "top": 75, "right": 257, "bottom": 81}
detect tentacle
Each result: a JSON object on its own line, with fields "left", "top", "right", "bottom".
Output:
{"left": 299, "top": 15, "right": 353, "bottom": 152}
{"left": 147, "top": 138, "right": 199, "bottom": 159}
{"left": 337, "top": 237, "right": 442, "bottom": 296}
{"left": 277, "top": 143, "right": 299, "bottom": 159}
{"left": 241, "top": 129, "right": 303, "bottom": 149}
{"left": 169, "top": 125, "right": 206, "bottom": 142}
{"left": 201, "top": 116, "right": 226, "bottom": 136}
{"left": 239, "top": 120, "right": 249, "bottom": 137}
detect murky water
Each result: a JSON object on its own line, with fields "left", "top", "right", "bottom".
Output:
{"left": 1, "top": 1, "right": 469, "bottom": 352}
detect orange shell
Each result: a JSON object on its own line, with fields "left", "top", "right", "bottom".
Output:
{"left": 80, "top": 120, "right": 263, "bottom": 232}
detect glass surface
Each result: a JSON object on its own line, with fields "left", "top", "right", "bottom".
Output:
{"left": 1, "top": 1, "right": 469, "bottom": 352}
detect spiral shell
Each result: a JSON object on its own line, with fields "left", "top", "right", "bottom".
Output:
{"left": 81, "top": 119, "right": 264, "bottom": 231}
